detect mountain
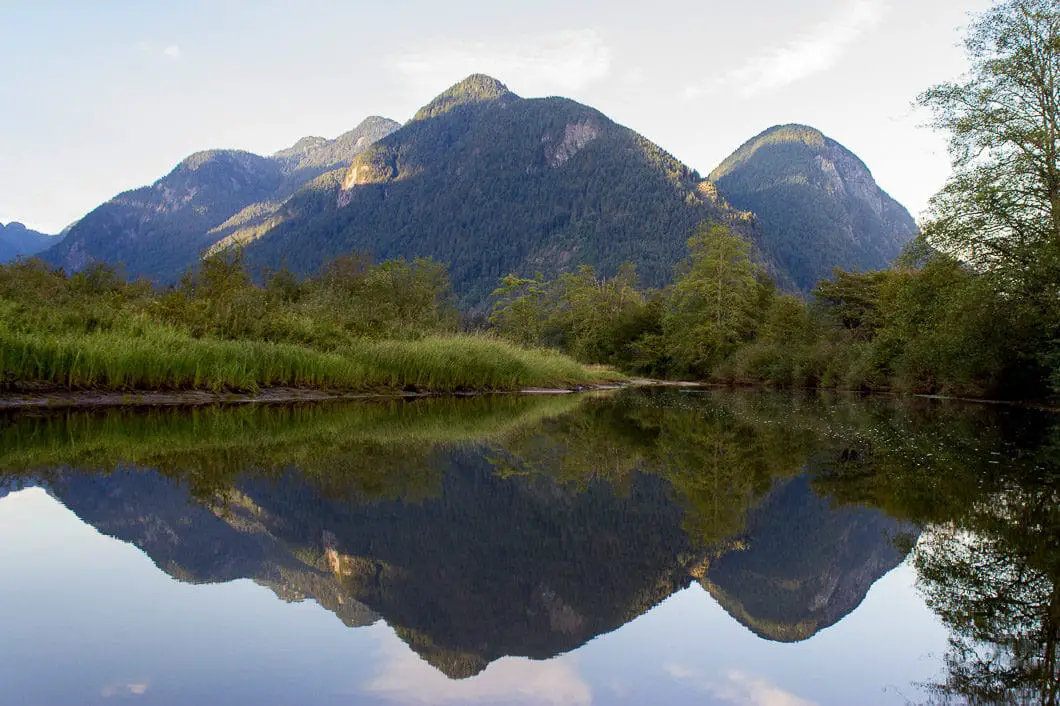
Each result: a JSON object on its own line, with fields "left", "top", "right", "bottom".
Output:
{"left": 43, "top": 117, "right": 400, "bottom": 278}
{"left": 219, "top": 75, "right": 755, "bottom": 305}
{"left": 709, "top": 124, "right": 918, "bottom": 292}
{"left": 0, "top": 222, "right": 56, "bottom": 263}
{"left": 37, "top": 77, "right": 915, "bottom": 302}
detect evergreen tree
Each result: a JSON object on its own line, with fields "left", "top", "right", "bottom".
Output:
{"left": 662, "top": 223, "right": 764, "bottom": 375}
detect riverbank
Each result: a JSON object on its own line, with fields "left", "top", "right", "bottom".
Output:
{"left": 0, "top": 331, "right": 621, "bottom": 403}
{"left": 0, "top": 383, "right": 632, "bottom": 410}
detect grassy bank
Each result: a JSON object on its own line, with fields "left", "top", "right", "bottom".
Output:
{"left": 0, "top": 328, "right": 614, "bottom": 393}
{"left": 0, "top": 257, "right": 619, "bottom": 395}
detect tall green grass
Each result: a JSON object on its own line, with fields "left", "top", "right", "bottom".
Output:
{"left": 0, "top": 326, "right": 616, "bottom": 393}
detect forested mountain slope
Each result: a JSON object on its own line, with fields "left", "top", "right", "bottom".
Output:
{"left": 37, "top": 79, "right": 916, "bottom": 303}
{"left": 43, "top": 117, "right": 400, "bottom": 278}
{"left": 710, "top": 124, "right": 918, "bottom": 291}
{"left": 0, "top": 222, "right": 56, "bottom": 263}
{"left": 224, "top": 75, "right": 756, "bottom": 305}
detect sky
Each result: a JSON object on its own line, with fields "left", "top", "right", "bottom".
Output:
{"left": 0, "top": 0, "right": 992, "bottom": 234}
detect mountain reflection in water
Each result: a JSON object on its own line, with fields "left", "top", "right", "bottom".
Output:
{"left": 0, "top": 388, "right": 1057, "bottom": 704}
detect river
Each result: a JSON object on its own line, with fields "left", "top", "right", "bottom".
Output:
{"left": 1, "top": 388, "right": 1056, "bottom": 705}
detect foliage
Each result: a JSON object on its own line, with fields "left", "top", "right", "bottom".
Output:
{"left": 487, "top": 220, "right": 1039, "bottom": 397}
{"left": 488, "top": 264, "right": 658, "bottom": 368}
{"left": 661, "top": 223, "right": 770, "bottom": 376}
{"left": 0, "top": 255, "right": 611, "bottom": 393}
{"left": 918, "top": 0, "right": 1060, "bottom": 389}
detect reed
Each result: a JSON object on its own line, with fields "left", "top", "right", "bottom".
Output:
{"left": 0, "top": 326, "right": 617, "bottom": 394}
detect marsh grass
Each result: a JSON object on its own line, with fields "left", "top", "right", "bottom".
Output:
{"left": 0, "top": 327, "right": 617, "bottom": 394}
{"left": 0, "top": 257, "right": 619, "bottom": 395}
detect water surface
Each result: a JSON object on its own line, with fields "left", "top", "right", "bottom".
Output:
{"left": 1, "top": 389, "right": 1056, "bottom": 705}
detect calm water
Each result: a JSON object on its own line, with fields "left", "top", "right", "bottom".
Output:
{"left": 0, "top": 389, "right": 1057, "bottom": 705}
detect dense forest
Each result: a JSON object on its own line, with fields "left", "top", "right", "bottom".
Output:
{"left": 491, "top": 0, "right": 1060, "bottom": 401}
{"left": 709, "top": 124, "right": 918, "bottom": 291}
{"left": 488, "top": 222, "right": 1033, "bottom": 397}
{"left": 229, "top": 76, "right": 754, "bottom": 306}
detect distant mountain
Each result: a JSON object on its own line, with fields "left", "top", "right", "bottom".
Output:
{"left": 709, "top": 124, "right": 918, "bottom": 292}
{"left": 219, "top": 75, "right": 755, "bottom": 305}
{"left": 43, "top": 117, "right": 400, "bottom": 278}
{"left": 273, "top": 116, "right": 404, "bottom": 171}
{"left": 0, "top": 222, "right": 56, "bottom": 263}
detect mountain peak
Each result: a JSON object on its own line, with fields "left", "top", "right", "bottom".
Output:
{"left": 275, "top": 117, "right": 400, "bottom": 166}
{"left": 758, "top": 123, "right": 827, "bottom": 145}
{"left": 709, "top": 124, "right": 829, "bottom": 182}
{"left": 709, "top": 124, "right": 917, "bottom": 291}
{"left": 413, "top": 74, "right": 517, "bottom": 121}
{"left": 174, "top": 149, "right": 269, "bottom": 174}
{"left": 0, "top": 220, "right": 56, "bottom": 264}
{"left": 275, "top": 136, "right": 328, "bottom": 159}
{"left": 356, "top": 115, "right": 401, "bottom": 130}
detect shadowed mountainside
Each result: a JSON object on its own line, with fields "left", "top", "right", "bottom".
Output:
{"left": 0, "top": 222, "right": 56, "bottom": 263}
{"left": 710, "top": 124, "right": 918, "bottom": 291}
{"left": 43, "top": 117, "right": 399, "bottom": 279}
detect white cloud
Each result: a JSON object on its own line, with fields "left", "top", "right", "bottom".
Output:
{"left": 665, "top": 665, "right": 819, "bottom": 706}
{"left": 391, "top": 29, "right": 611, "bottom": 98}
{"left": 685, "top": 0, "right": 889, "bottom": 99}
{"left": 623, "top": 67, "right": 648, "bottom": 85}
{"left": 364, "top": 632, "right": 592, "bottom": 705}
{"left": 134, "top": 41, "right": 182, "bottom": 60}
{"left": 101, "top": 681, "right": 149, "bottom": 697}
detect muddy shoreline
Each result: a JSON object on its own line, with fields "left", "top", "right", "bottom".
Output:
{"left": 0, "top": 383, "right": 639, "bottom": 410}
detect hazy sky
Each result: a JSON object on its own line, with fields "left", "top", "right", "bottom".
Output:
{"left": 1, "top": 0, "right": 991, "bottom": 233}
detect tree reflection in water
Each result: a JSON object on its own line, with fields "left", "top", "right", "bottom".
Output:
{"left": 813, "top": 399, "right": 1060, "bottom": 705}
{"left": 914, "top": 455, "right": 1060, "bottom": 705}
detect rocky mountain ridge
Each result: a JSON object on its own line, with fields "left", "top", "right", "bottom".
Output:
{"left": 43, "top": 118, "right": 400, "bottom": 277}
